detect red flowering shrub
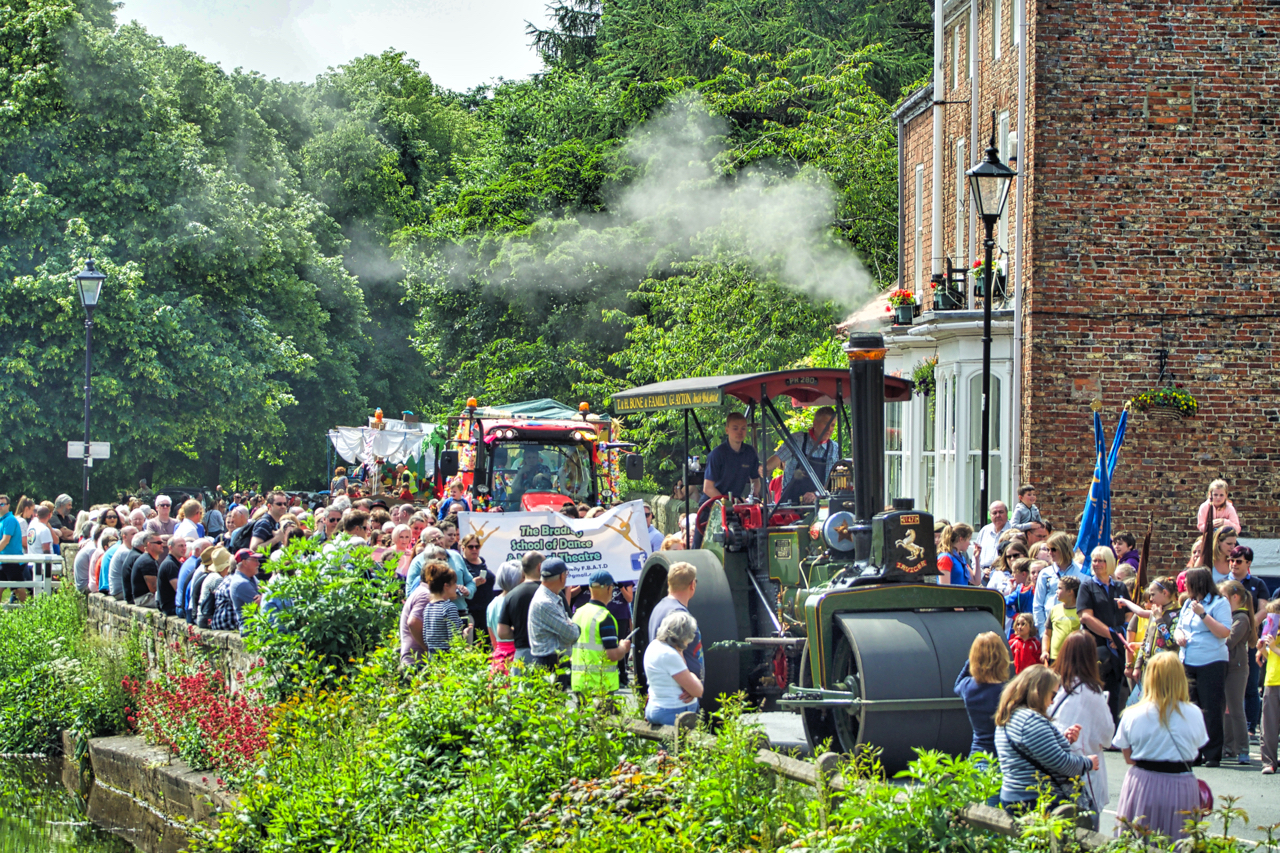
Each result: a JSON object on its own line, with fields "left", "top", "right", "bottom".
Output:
{"left": 123, "top": 660, "right": 272, "bottom": 782}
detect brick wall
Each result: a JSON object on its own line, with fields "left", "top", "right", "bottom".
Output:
{"left": 1023, "top": 0, "right": 1280, "bottom": 551}
{"left": 87, "top": 593, "right": 258, "bottom": 685}
{"left": 902, "top": 108, "right": 934, "bottom": 300}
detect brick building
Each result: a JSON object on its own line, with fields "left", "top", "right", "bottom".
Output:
{"left": 883, "top": 0, "right": 1280, "bottom": 564}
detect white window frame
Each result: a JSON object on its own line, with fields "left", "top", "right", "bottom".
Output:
{"left": 993, "top": 0, "right": 1003, "bottom": 61}
{"left": 955, "top": 138, "right": 966, "bottom": 266}
{"left": 998, "top": 112, "right": 1010, "bottom": 251}
{"left": 885, "top": 399, "right": 907, "bottom": 505}
{"left": 953, "top": 25, "right": 961, "bottom": 88}
{"left": 969, "top": 16, "right": 975, "bottom": 80}
{"left": 1013, "top": 0, "right": 1021, "bottom": 45}
{"left": 914, "top": 164, "right": 925, "bottom": 292}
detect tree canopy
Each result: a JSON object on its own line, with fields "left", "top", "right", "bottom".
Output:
{"left": 0, "top": 0, "right": 929, "bottom": 497}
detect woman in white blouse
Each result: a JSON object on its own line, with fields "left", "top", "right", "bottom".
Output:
{"left": 1112, "top": 652, "right": 1209, "bottom": 841}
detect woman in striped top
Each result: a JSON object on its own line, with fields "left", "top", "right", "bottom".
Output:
{"left": 994, "top": 664, "right": 1098, "bottom": 815}
{"left": 422, "top": 562, "right": 470, "bottom": 654}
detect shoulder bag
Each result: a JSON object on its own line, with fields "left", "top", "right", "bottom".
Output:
{"left": 1007, "top": 713, "right": 1097, "bottom": 829}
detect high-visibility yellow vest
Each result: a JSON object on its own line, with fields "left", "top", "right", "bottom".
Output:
{"left": 571, "top": 602, "right": 619, "bottom": 692}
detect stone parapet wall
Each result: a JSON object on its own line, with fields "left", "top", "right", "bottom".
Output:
{"left": 86, "top": 592, "right": 257, "bottom": 683}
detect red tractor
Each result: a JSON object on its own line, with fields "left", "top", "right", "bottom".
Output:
{"left": 439, "top": 398, "right": 643, "bottom": 511}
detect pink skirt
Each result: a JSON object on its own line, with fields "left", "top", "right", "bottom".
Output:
{"left": 1115, "top": 766, "right": 1200, "bottom": 841}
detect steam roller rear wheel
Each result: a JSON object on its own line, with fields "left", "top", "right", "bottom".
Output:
{"left": 799, "top": 640, "right": 838, "bottom": 752}
{"left": 828, "top": 609, "right": 1001, "bottom": 775}
{"left": 633, "top": 549, "right": 742, "bottom": 715}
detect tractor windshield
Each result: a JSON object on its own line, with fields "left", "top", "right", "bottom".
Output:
{"left": 489, "top": 441, "right": 593, "bottom": 510}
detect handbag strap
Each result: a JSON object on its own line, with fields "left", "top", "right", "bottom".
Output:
{"left": 1008, "top": 714, "right": 1073, "bottom": 788}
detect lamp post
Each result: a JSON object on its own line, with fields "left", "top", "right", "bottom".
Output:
{"left": 966, "top": 115, "right": 1016, "bottom": 528}
{"left": 75, "top": 259, "right": 107, "bottom": 512}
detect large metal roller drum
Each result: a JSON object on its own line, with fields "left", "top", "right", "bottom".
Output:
{"left": 632, "top": 549, "right": 743, "bottom": 714}
{"left": 829, "top": 608, "right": 1002, "bottom": 773}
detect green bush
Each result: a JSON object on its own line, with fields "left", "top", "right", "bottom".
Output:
{"left": 0, "top": 591, "right": 143, "bottom": 753}
{"left": 240, "top": 541, "right": 401, "bottom": 696}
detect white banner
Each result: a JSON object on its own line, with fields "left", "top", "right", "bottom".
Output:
{"left": 458, "top": 500, "right": 650, "bottom": 584}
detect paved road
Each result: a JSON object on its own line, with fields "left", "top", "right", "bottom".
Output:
{"left": 752, "top": 712, "right": 1280, "bottom": 842}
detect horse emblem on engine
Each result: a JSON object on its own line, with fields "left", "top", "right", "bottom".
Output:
{"left": 895, "top": 528, "right": 925, "bottom": 562}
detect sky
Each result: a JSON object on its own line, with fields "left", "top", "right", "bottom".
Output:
{"left": 115, "top": 0, "right": 551, "bottom": 92}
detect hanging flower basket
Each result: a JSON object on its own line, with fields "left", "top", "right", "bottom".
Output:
{"left": 1129, "top": 386, "right": 1198, "bottom": 419}
{"left": 912, "top": 357, "right": 938, "bottom": 397}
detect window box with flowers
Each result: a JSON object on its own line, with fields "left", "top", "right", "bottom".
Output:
{"left": 886, "top": 289, "right": 916, "bottom": 325}
{"left": 931, "top": 278, "right": 965, "bottom": 310}
{"left": 971, "top": 259, "right": 1007, "bottom": 300}
{"left": 1128, "top": 386, "right": 1198, "bottom": 421}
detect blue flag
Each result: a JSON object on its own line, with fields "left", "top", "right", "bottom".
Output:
{"left": 1073, "top": 412, "right": 1109, "bottom": 565}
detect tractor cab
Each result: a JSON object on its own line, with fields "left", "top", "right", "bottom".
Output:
{"left": 439, "top": 398, "right": 641, "bottom": 511}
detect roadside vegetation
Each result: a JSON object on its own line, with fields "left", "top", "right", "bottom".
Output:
{"left": 0, "top": 578, "right": 1272, "bottom": 851}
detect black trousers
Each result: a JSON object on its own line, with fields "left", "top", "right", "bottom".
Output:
{"left": 1097, "top": 647, "right": 1125, "bottom": 724}
{"left": 1186, "top": 660, "right": 1229, "bottom": 763}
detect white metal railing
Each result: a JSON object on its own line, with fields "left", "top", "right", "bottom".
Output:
{"left": 0, "top": 553, "right": 63, "bottom": 598}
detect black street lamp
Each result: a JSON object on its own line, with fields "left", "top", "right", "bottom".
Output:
{"left": 75, "top": 259, "right": 106, "bottom": 512}
{"left": 966, "top": 114, "right": 1016, "bottom": 529}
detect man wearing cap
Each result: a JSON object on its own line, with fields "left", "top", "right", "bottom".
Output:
{"left": 527, "top": 557, "right": 581, "bottom": 680}
{"left": 210, "top": 549, "right": 263, "bottom": 632}
{"left": 1229, "top": 544, "right": 1269, "bottom": 736}
{"left": 189, "top": 546, "right": 232, "bottom": 626}
{"left": 570, "top": 570, "right": 633, "bottom": 693}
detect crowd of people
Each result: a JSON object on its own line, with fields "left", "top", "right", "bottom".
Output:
{"left": 0, "top": 480, "right": 701, "bottom": 724}
{"left": 4, "top": 464, "right": 1271, "bottom": 840}
{"left": 947, "top": 477, "right": 1271, "bottom": 840}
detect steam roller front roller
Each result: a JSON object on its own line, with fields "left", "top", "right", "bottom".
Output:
{"left": 632, "top": 548, "right": 746, "bottom": 716}
{"left": 826, "top": 608, "right": 1002, "bottom": 771}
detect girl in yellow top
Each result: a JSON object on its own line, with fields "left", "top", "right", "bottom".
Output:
{"left": 1256, "top": 599, "right": 1280, "bottom": 773}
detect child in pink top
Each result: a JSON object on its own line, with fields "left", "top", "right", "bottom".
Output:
{"left": 1198, "top": 478, "right": 1241, "bottom": 534}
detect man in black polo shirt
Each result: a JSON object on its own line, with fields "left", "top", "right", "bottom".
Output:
{"left": 700, "top": 413, "right": 762, "bottom": 505}
{"left": 249, "top": 490, "right": 289, "bottom": 550}
{"left": 1077, "top": 547, "right": 1130, "bottom": 724}
{"left": 497, "top": 551, "right": 544, "bottom": 665}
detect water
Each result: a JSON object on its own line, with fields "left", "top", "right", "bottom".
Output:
{"left": 0, "top": 756, "right": 185, "bottom": 853}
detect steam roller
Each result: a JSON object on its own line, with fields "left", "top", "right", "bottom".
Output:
{"left": 622, "top": 332, "right": 1004, "bottom": 775}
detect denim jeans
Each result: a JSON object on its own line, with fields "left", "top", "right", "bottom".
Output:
{"left": 645, "top": 700, "right": 700, "bottom": 727}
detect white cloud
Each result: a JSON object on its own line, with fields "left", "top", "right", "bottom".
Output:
{"left": 116, "top": 0, "right": 548, "bottom": 90}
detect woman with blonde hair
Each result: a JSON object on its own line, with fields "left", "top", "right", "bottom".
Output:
{"left": 937, "top": 522, "right": 975, "bottom": 586}
{"left": 994, "top": 665, "right": 1097, "bottom": 814}
{"left": 954, "top": 631, "right": 1012, "bottom": 758}
{"left": 1200, "top": 525, "right": 1238, "bottom": 583}
{"left": 1112, "top": 652, "right": 1207, "bottom": 840}
{"left": 1032, "top": 530, "right": 1089, "bottom": 640}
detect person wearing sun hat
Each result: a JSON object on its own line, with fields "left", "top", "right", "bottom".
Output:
{"left": 569, "top": 570, "right": 632, "bottom": 693}
{"left": 190, "top": 545, "right": 233, "bottom": 628}
{"left": 209, "top": 549, "right": 263, "bottom": 632}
